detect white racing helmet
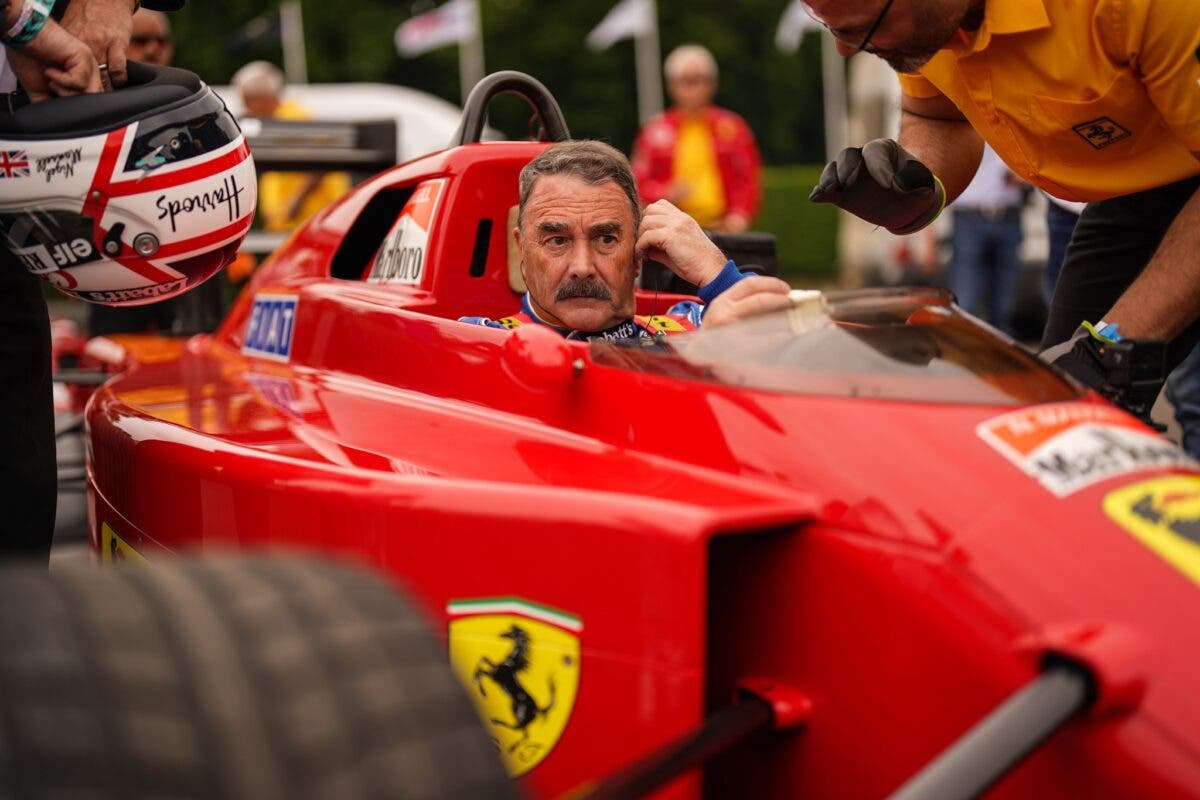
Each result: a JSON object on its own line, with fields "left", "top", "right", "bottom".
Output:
{"left": 0, "top": 62, "right": 256, "bottom": 305}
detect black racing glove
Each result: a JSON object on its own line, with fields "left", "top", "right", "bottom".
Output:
{"left": 1041, "top": 323, "right": 1167, "bottom": 425}
{"left": 809, "top": 138, "right": 945, "bottom": 235}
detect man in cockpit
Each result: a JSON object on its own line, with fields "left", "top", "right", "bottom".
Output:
{"left": 460, "top": 140, "right": 790, "bottom": 340}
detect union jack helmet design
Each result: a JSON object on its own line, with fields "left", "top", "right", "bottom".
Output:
{"left": 0, "top": 63, "right": 256, "bottom": 305}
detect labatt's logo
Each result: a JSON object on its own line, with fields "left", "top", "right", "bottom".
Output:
{"left": 1105, "top": 475, "right": 1200, "bottom": 588}
{"left": 977, "top": 402, "right": 1193, "bottom": 496}
{"left": 448, "top": 597, "right": 581, "bottom": 776}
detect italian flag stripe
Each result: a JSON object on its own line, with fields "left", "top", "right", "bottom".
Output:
{"left": 446, "top": 597, "right": 582, "bottom": 632}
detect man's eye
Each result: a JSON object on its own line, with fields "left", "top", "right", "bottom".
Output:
{"left": 597, "top": 235, "right": 618, "bottom": 245}
{"left": 546, "top": 236, "right": 569, "bottom": 246}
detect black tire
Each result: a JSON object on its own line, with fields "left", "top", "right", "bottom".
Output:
{"left": 0, "top": 557, "right": 517, "bottom": 800}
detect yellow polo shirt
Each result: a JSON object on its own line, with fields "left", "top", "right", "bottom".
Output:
{"left": 897, "top": 0, "right": 1200, "bottom": 202}
{"left": 672, "top": 119, "right": 726, "bottom": 228}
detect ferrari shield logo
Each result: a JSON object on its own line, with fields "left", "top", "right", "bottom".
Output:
{"left": 448, "top": 597, "right": 581, "bottom": 776}
{"left": 100, "top": 522, "right": 148, "bottom": 564}
{"left": 1104, "top": 475, "right": 1200, "bottom": 587}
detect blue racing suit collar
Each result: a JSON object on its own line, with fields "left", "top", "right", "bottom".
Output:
{"left": 521, "top": 293, "right": 644, "bottom": 341}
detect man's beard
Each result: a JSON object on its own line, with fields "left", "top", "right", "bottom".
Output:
{"left": 880, "top": 0, "right": 985, "bottom": 74}
{"left": 555, "top": 278, "right": 613, "bottom": 302}
{"left": 881, "top": 50, "right": 938, "bottom": 74}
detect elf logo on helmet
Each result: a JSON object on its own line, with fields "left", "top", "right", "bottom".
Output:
{"left": 16, "top": 238, "right": 97, "bottom": 274}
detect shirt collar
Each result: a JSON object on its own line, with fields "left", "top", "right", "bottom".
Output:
{"left": 521, "top": 292, "right": 565, "bottom": 331}
{"left": 954, "top": 0, "right": 1050, "bottom": 54}
{"left": 520, "top": 293, "right": 640, "bottom": 341}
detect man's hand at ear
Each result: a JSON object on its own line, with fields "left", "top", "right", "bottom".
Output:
{"left": 635, "top": 200, "right": 728, "bottom": 289}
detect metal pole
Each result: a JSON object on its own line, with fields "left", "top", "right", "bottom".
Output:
{"left": 576, "top": 697, "right": 773, "bottom": 800}
{"left": 820, "top": 30, "right": 846, "bottom": 162}
{"left": 458, "top": 0, "right": 486, "bottom": 106}
{"left": 632, "top": 0, "right": 663, "bottom": 123}
{"left": 888, "top": 662, "right": 1093, "bottom": 800}
{"left": 279, "top": 0, "right": 308, "bottom": 85}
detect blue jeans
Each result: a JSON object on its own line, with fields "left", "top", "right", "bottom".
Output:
{"left": 949, "top": 209, "right": 1023, "bottom": 335}
{"left": 1044, "top": 201, "right": 1080, "bottom": 303}
{"left": 1167, "top": 345, "right": 1200, "bottom": 458}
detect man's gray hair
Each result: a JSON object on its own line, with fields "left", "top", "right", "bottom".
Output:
{"left": 664, "top": 44, "right": 718, "bottom": 82}
{"left": 517, "top": 140, "right": 641, "bottom": 229}
{"left": 231, "top": 60, "right": 285, "bottom": 100}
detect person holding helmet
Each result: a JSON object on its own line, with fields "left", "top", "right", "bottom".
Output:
{"left": 0, "top": 3, "right": 254, "bottom": 558}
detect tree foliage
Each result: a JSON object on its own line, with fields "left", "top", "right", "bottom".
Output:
{"left": 172, "top": 0, "right": 827, "bottom": 164}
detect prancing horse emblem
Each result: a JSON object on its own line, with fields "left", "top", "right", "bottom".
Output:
{"left": 473, "top": 625, "right": 556, "bottom": 752}
{"left": 447, "top": 597, "right": 583, "bottom": 776}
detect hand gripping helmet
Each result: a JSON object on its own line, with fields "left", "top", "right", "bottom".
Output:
{"left": 0, "top": 62, "right": 256, "bottom": 305}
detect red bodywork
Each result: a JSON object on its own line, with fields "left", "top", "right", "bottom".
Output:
{"left": 86, "top": 138, "right": 1200, "bottom": 798}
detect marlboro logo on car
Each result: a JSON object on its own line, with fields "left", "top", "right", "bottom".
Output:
{"left": 977, "top": 402, "right": 1193, "bottom": 497}
{"left": 368, "top": 178, "right": 446, "bottom": 285}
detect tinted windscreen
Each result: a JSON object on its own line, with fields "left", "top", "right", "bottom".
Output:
{"left": 591, "top": 287, "right": 1081, "bottom": 406}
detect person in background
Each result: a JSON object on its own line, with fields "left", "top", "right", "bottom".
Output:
{"left": 231, "top": 60, "right": 350, "bottom": 233}
{"left": 126, "top": 8, "right": 172, "bottom": 66}
{"left": 1043, "top": 194, "right": 1083, "bottom": 304}
{"left": 947, "top": 145, "right": 1025, "bottom": 336}
{"left": 631, "top": 44, "right": 761, "bottom": 234}
{"left": 0, "top": 0, "right": 154, "bottom": 562}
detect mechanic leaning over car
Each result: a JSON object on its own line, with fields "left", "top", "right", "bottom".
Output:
{"left": 803, "top": 0, "right": 1200, "bottom": 439}
{"left": 460, "top": 140, "right": 791, "bottom": 340}
{"left": 0, "top": 0, "right": 180, "bottom": 561}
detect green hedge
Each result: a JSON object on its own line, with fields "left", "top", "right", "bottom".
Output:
{"left": 755, "top": 165, "right": 838, "bottom": 287}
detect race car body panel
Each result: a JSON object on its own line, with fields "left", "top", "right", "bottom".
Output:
{"left": 87, "top": 122, "right": 1200, "bottom": 796}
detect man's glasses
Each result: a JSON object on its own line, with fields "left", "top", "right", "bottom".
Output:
{"left": 804, "top": 0, "right": 897, "bottom": 54}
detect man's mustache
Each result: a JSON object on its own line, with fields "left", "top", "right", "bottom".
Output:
{"left": 555, "top": 279, "right": 613, "bottom": 302}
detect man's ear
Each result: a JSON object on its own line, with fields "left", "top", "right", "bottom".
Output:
{"left": 513, "top": 227, "right": 524, "bottom": 279}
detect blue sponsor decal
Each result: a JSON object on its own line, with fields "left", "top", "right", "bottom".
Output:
{"left": 243, "top": 294, "right": 298, "bottom": 361}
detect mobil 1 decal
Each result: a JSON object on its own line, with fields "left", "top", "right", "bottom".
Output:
{"left": 0, "top": 208, "right": 100, "bottom": 275}
{"left": 368, "top": 178, "right": 446, "bottom": 285}
{"left": 977, "top": 402, "right": 1193, "bottom": 497}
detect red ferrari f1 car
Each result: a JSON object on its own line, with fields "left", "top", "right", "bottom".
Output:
{"left": 83, "top": 73, "right": 1200, "bottom": 798}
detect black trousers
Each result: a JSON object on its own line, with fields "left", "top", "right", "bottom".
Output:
{"left": 0, "top": 251, "right": 54, "bottom": 561}
{"left": 1041, "top": 174, "right": 1200, "bottom": 375}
